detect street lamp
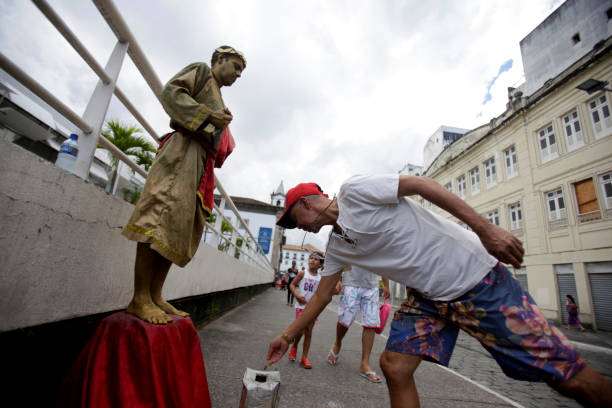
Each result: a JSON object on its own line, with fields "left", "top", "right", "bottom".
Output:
{"left": 576, "top": 78, "right": 612, "bottom": 94}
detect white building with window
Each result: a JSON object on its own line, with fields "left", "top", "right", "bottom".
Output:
{"left": 209, "top": 194, "right": 284, "bottom": 269}
{"left": 398, "top": 162, "right": 423, "bottom": 176}
{"left": 424, "top": 1, "right": 612, "bottom": 330}
{"left": 280, "top": 243, "right": 322, "bottom": 274}
{"left": 422, "top": 126, "right": 468, "bottom": 170}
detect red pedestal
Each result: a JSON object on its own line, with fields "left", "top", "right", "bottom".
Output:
{"left": 58, "top": 312, "right": 211, "bottom": 407}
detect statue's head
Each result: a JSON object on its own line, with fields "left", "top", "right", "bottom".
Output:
{"left": 210, "top": 46, "right": 246, "bottom": 87}
{"left": 211, "top": 45, "right": 246, "bottom": 67}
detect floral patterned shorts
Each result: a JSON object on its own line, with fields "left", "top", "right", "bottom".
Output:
{"left": 386, "top": 263, "right": 585, "bottom": 383}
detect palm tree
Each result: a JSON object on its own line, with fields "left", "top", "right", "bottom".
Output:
{"left": 100, "top": 120, "right": 156, "bottom": 195}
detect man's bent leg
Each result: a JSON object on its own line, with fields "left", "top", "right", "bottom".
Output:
{"left": 150, "top": 254, "right": 189, "bottom": 317}
{"left": 126, "top": 243, "right": 172, "bottom": 324}
{"left": 550, "top": 364, "right": 612, "bottom": 407}
{"left": 452, "top": 264, "right": 610, "bottom": 406}
{"left": 380, "top": 350, "right": 422, "bottom": 408}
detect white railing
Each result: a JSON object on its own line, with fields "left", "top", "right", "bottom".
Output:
{"left": 0, "top": 0, "right": 274, "bottom": 273}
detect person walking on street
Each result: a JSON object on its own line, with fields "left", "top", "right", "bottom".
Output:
{"left": 287, "top": 261, "right": 298, "bottom": 305}
{"left": 266, "top": 175, "right": 612, "bottom": 408}
{"left": 287, "top": 252, "right": 324, "bottom": 369}
{"left": 566, "top": 295, "right": 586, "bottom": 332}
{"left": 328, "top": 266, "right": 390, "bottom": 383}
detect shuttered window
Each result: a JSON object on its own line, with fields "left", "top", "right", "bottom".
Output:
{"left": 457, "top": 174, "right": 466, "bottom": 199}
{"left": 509, "top": 202, "right": 523, "bottom": 233}
{"left": 504, "top": 145, "right": 518, "bottom": 178}
{"left": 589, "top": 94, "right": 612, "bottom": 138}
{"left": 600, "top": 172, "right": 612, "bottom": 217}
{"left": 587, "top": 262, "right": 612, "bottom": 331}
{"left": 546, "top": 188, "right": 567, "bottom": 229}
{"left": 555, "top": 264, "right": 577, "bottom": 326}
{"left": 537, "top": 124, "right": 558, "bottom": 163}
{"left": 573, "top": 178, "right": 601, "bottom": 223}
{"left": 562, "top": 110, "right": 583, "bottom": 151}
{"left": 484, "top": 157, "right": 496, "bottom": 187}
{"left": 470, "top": 167, "right": 480, "bottom": 194}
{"left": 485, "top": 209, "right": 499, "bottom": 226}
{"left": 514, "top": 267, "right": 528, "bottom": 292}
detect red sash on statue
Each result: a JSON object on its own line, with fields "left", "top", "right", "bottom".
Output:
{"left": 158, "top": 127, "right": 235, "bottom": 216}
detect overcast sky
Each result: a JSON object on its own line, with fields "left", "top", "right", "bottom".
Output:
{"left": 0, "top": 0, "right": 563, "bottom": 247}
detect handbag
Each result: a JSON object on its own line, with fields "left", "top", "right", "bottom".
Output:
{"left": 376, "top": 300, "right": 392, "bottom": 335}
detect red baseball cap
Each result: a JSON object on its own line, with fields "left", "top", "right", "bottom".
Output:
{"left": 276, "top": 183, "right": 328, "bottom": 229}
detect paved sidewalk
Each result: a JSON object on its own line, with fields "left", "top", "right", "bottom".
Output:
{"left": 197, "top": 288, "right": 518, "bottom": 407}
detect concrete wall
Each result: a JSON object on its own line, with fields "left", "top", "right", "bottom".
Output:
{"left": 0, "top": 139, "right": 273, "bottom": 332}
{"left": 520, "top": 0, "right": 612, "bottom": 96}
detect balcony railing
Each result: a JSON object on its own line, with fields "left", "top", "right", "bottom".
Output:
{"left": 577, "top": 210, "right": 602, "bottom": 223}
{"left": 0, "top": 0, "right": 273, "bottom": 274}
{"left": 548, "top": 217, "right": 568, "bottom": 230}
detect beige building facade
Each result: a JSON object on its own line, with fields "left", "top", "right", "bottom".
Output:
{"left": 425, "top": 39, "right": 612, "bottom": 330}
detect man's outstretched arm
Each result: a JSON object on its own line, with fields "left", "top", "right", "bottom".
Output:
{"left": 398, "top": 175, "right": 524, "bottom": 268}
{"left": 267, "top": 271, "right": 342, "bottom": 364}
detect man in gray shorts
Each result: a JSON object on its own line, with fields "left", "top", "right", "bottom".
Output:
{"left": 328, "top": 266, "right": 389, "bottom": 383}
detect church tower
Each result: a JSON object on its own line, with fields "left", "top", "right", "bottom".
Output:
{"left": 270, "top": 181, "right": 285, "bottom": 208}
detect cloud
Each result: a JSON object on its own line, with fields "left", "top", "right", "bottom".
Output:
{"left": 482, "top": 59, "right": 514, "bottom": 105}
{"left": 0, "top": 0, "right": 565, "bottom": 245}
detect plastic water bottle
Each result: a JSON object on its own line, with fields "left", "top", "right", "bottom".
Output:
{"left": 55, "top": 133, "right": 79, "bottom": 173}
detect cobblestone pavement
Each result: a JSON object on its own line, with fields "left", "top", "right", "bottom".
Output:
{"left": 448, "top": 333, "right": 575, "bottom": 408}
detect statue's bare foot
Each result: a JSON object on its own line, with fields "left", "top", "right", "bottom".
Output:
{"left": 153, "top": 298, "right": 190, "bottom": 317}
{"left": 126, "top": 300, "right": 173, "bottom": 324}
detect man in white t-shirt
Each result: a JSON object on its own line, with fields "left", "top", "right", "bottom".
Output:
{"left": 327, "top": 266, "right": 390, "bottom": 384}
{"left": 266, "top": 175, "right": 611, "bottom": 408}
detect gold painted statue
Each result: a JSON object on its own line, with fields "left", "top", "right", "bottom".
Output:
{"left": 121, "top": 46, "right": 246, "bottom": 324}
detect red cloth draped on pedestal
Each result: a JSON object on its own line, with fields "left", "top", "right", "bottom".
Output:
{"left": 58, "top": 312, "right": 211, "bottom": 407}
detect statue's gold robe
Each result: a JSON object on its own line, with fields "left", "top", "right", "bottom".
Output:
{"left": 122, "top": 63, "right": 228, "bottom": 267}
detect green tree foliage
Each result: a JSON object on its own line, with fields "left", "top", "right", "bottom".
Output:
{"left": 100, "top": 120, "right": 156, "bottom": 196}
{"left": 122, "top": 185, "right": 142, "bottom": 205}
{"left": 207, "top": 213, "right": 251, "bottom": 257}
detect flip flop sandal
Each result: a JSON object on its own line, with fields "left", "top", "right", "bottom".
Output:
{"left": 327, "top": 349, "right": 340, "bottom": 365}
{"left": 359, "top": 371, "right": 382, "bottom": 383}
